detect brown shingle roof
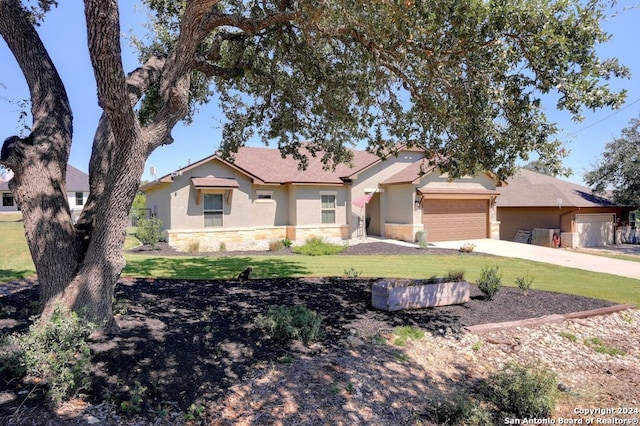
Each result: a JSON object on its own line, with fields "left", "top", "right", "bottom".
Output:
{"left": 191, "top": 177, "right": 240, "bottom": 188}
{"left": 144, "top": 146, "right": 448, "bottom": 191}
{"left": 226, "top": 147, "right": 381, "bottom": 184}
{"left": 496, "top": 169, "right": 615, "bottom": 208}
{"left": 145, "top": 146, "right": 385, "bottom": 188}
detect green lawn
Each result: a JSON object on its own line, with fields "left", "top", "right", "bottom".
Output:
{"left": 2, "top": 215, "right": 639, "bottom": 307}
{"left": 0, "top": 213, "right": 36, "bottom": 282}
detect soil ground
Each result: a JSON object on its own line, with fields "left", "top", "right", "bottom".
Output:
{"left": 0, "top": 243, "right": 634, "bottom": 425}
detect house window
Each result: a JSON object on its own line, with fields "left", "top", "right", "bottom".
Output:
{"left": 321, "top": 194, "right": 336, "bottom": 224}
{"left": 2, "top": 193, "right": 14, "bottom": 207}
{"left": 256, "top": 190, "right": 274, "bottom": 202}
{"left": 203, "top": 193, "right": 223, "bottom": 227}
{"left": 75, "top": 192, "right": 84, "bottom": 206}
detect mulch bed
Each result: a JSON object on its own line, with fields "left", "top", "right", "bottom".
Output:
{"left": 127, "top": 241, "right": 494, "bottom": 257}
{"left": 0, "top": 242, "right": 618, "bottom": 423}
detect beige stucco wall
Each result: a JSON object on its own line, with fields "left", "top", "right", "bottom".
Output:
{"left": 385, "top": 184, "right": 415, "bottom": 224}
{"left": 251, "top": 185, "right": 289, "bottom": 226}
{"left": 146, "top": 160, "right": 352, "bottom": 250}
{"left": 349, "top": 150, "right": 426, "bottom": 238}
{"left": 145, "top": 183, "right": 171, "bottom": 228}
{"left": 292, "top": 185, "right": 348, "bottom": 226}
{"left": 169, "top": 161, "right": 253, "bottom": 229}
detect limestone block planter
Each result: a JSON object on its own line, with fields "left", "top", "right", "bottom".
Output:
{"left": 372, "top": 279, "right": 470, "bottom": 311}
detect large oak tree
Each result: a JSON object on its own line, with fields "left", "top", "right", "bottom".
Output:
{"left": 0, "top": 0, "right": 629, "bottom": 328}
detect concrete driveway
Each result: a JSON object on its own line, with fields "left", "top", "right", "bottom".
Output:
{"left": 431, "top": 239, "right": 640, "bottom": 280}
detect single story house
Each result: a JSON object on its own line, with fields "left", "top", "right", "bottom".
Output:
{"left": 0, "top": 164, "right": 90, "bottom": 220}
{"left": 496, "top": 169, "right": 627, "bottom": 248}
{"left": 141, "top": 146, "right": 501, "bottom": 251}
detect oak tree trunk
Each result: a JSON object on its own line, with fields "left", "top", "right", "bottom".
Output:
{"left": 1, "top": 0, "right": 175, "bottom": 329}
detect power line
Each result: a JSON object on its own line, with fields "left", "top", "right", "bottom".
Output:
{"left": 572, "top": 97, "right": 640, "bottom": 134}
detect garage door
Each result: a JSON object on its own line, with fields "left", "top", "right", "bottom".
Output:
{"left": 422, "top": 199, "right": 488, "bottom": 242}
{"left": 576, "top": 214, "right": 615, "bottom": 247}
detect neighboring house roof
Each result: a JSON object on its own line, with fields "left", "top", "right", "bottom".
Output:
{"left": 66, "top": 165, "right": 90, "bottom": 192}
{"left": 496, "top": 169, "right": 615, "bottom": 208}
{"left": 0, "top": 164, "right": 89, "bottom": 192}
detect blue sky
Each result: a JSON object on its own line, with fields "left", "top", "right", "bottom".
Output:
{"left": 1, "top": 2, "right": 639, "bottom": 185}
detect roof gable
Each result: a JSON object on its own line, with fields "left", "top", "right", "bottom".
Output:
{"left": 496, "top": 169, "right": 615, "bottom": 208}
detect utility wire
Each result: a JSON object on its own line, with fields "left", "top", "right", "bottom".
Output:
{"left": 572, "top": 97, "right": 640, "bottom": 134}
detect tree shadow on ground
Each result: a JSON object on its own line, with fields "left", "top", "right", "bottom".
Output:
{"left": 88, "top": 277, "right": 469, "bottom": 415}
{"left": 0, "top": 269, "right": 35, "bottom": 283}
{"left": 123, "top": 256, "right": 309, "bottom": 280}
{"left": 0, "top": 277, "right": 616, "bottom": 424}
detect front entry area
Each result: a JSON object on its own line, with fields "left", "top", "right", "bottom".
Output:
{"left": 422, "top": 199, "right": 489, "bottom": 242}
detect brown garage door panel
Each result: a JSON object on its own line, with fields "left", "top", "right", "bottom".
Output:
{"left": 423, "top": 200, "right": 488, "bottom": 241}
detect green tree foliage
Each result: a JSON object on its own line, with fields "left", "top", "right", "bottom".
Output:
{"left": 135, "top": 217, "right": 164, "bottom": 247}
{"left": 134, "top": 0, "right": 628, "bottom": 180}
{"left": 584, "top": 116, "right": 640, "bottom": 207}
{"left": 130, "top": 190, "right": 147, "bottom": 224}
{"left": 522, "top": 147, "right": 573, "bottom": 177}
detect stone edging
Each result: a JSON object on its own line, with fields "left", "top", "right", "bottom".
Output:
{"left": 465, "top": 304, "right": 637, "bottom": 333}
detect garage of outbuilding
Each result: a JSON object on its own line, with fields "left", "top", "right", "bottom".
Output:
{"left": 496, "top": 169, "right": 627, "bottom": 248}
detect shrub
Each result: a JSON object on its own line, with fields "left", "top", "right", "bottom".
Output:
{"left": 0, "top": 304, "right": 96, "bottom": 404}
{"left": 112, "top": 297, "right": 129, "bottom": 316}
{"left": 515, "top": 273, "right": 534, "bottom": 295}
{"left": 344, "top": 267, "right": 362, "bottom": 278}
{"left": 186, "top": 240, "right": 200, "bottom": 253}
{"left": 292, "top": 238, "right": 346, "bottom": 256}
{"left": 477, "top": 265, "right": 502, "bottom": 300}
{"left": 255, "top": 305, "right": 323, "bottom": 345}
{"left": 483, "top": 362, "right": 558, "bottom": 418}
{"left": 445, "top": 269, "right": 466, "bottom": 281}
{"left": 282, "top": 238, "right": 293, "bottom": 248}
{"left": 459, "top": 242, "right": 476, "bottom": 253}
{"left": 135, "top": 217, "right": 163, "bottom": 247}
{"left": 430, "top": 391, "right": 493, "bottom": 425}
{"left": 120, "top": 380, "right": 147, "bottom": 414}
{"left": 416, "top": 230, "right": 428, "bottom": 248}
{"left": 269, "top": 239, "right": 284, "bottom": 251}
